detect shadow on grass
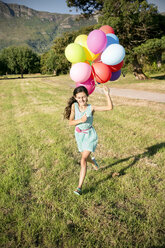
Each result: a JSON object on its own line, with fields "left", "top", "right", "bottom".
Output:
{"left": 84, "top": 142, "right": 165, "bottom": 195}
{"left": 150, "top": 75, "right": 165, "bottom": 80}
{"left": 103, "top": 142, "right": 165, "bottom": 172}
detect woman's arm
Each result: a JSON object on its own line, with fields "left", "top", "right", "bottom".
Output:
{"left": 92, "top": 85, "right": 113, "bottom": 112}
{"left": 69, "top": 104, "right": 87, "bottom": 126}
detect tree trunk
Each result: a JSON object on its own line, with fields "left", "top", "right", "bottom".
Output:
{"left": 20, "top": 68, "right": 24, "bottom": 78}
{"left": 133, "top": 55, "right": 148, "bottom": 80}
{"left": 156, "top": 52, "right": 162, "bottom": 68}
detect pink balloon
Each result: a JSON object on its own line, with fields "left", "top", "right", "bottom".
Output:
{"left": 70, "top": 62, "right": 92, "bottom": 83}
{"left": 87, "top": 30, "right": 107, "bottom": 54}
{"left": 76, "top": 75, "right": 95, "bottom": 95}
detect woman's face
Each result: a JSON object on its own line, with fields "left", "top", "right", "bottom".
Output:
{"left": 75, "top": 92, "right": 88, "bottom": 106}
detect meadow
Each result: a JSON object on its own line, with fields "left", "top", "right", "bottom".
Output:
{"left": 0, "top": 74, "right": 165, "bottom": 248}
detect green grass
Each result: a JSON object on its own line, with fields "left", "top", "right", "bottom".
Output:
{"left": 0, "top": 75, "right": 165, "bottom": 248}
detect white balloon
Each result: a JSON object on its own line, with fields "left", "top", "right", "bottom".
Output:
{"left": 101, "top": 44, "right": 125, "bottom": 66}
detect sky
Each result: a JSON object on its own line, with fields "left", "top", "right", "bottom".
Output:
{"left": 2, "top": 0, "right": 165, "bottom": 14}
{"left": 2, "top": 0, "right": 81, "bottom": 14}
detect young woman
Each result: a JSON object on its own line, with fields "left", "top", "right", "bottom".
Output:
{"left": 64, "top": 85, "right": 113, "bottom": 195}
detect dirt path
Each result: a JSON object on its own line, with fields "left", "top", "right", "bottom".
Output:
{"left": 95, "top": 87, "right": 165, "bottom": 103}
{"left": 39, "top": 77, "right": 165, "bottom": 103}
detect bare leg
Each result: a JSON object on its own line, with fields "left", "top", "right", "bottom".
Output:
{"left": 78, "top": 150, "right": 91, "bottom": 189}
{"left": 86, "top": 155, "right": 94, "bottom": 164}
{"left": 86, "top": 155, "right": 99, "bottom": 171}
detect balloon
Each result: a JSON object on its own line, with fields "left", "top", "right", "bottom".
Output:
{"left": 93, "top": 53, "right": 101, "bottom": 63}
{"left": 99, "top": 25, "right": 115, "bottom": 34}
{"left": 65, "top": 43, "right": 86, "bottom": 63}
{"left": 92, "top": 62, "right": 112, "bottom": 84}
{"left": 87, "top": 30, "right": 107, "bottom": 54}
{"left": 106, "top": 33, "right": 119, "bottom": 48}
{"left": 84, "top": 60, "right": 90, "bottom": 65}
{"left": 70, "top": 62, "right": 92, "bottom": 83}
{"left": 74, "top": 34, "right": 99, "bottom": 61}
{"left": 109, "top": 60, "right": 124, "bottom": 72}
{"left": 74, "top": 34, "right": 87, "bottom": 47}
{"left": 72, "top": 60, "right": 90, "bottom": 66}
{"left": 76, "top": 75, "right": 95, "bottom": 95}
{"left": 101, "top": 44, "right": 125, "bottom": 66}
{"left": 110, "top": 70, "right": 121, "bottom": 81}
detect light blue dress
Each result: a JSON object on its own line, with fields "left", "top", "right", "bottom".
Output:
{"left": 74, "top": 102, "right": 98, "bottom": 153}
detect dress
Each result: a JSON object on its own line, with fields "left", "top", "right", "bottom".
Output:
{"left": 74, "top": 102, "right": 98, "bottom": 152}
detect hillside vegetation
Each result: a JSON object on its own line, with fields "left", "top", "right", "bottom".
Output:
{"left": 0, "top": 75, "right": 165, "bottom": 247}
{"left": 0, "top": 1, "right": 97, "bottom": 53}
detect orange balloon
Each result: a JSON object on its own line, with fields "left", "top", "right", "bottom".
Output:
{"left": 92, "top": 62, "right": 112, "bottom": 83}
{"left": 109, "top": 60, "right": 124, "bottom": 72}
{"left": 99, "top": 25, "right": 115, "bottom": 35}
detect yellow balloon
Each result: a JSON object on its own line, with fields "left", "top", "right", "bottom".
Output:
{"left": 65, "top": 43, "right": 86, "bottom": 63}
{"left": 75, "top": 34, "right": 87, "bottom": 47}
{"left": 74, "top": 34, "right": 99, "bottom": 62}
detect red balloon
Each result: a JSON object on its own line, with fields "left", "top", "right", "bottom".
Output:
{"left": 99, "top": 25, "right": 115, "bottom": 35}
{"left": 92, "top": 62, "right": 112, "bottom": 84}
{"left": 109, "top": 60, "right": 124, "bottom": 72}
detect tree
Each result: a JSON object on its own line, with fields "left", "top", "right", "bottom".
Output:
{"left": 41, "top": 50, "right": 58, "bottom": 74}
{"left": 43, "top": 26, "right": 95, "bottom": 75}
{"left": 133, "top": 36, "right": 165, "bottom": 76}
{"left": 66, "top": 0, "right": 165, "bottom": 79}
{"left": 0, "top": 53, "right": 8, "bottom": 75}
{"left": 0, "top": 46, "right": 40, "bottom": 78}
{"left": 66, "top": 0, "right": 103, "bottom": 16}
{"left": 41, "top": 32, "right": 77, "bottom": 75}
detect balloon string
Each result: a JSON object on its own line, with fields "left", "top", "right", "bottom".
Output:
{"left": 87, "top": 60, "right": 92, "bottom": 66}
{"left": 93, "top": 74, "right": 100, "bottom": 86}
{"left": 91, "top": 66, "right": 99, "bottom": 86}
{"left": 90, "top": 60, "right": 102, "bottom": 86}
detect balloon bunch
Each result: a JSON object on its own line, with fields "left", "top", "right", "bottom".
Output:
{"left": 65, "top": 25, "right": 125, "bottom": 95}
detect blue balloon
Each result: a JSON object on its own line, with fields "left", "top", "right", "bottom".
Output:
{"left": 106, "top": 34, "right": 119, "bottom": 48}
{"left": 110, "top": 70, "right": 121, "bottom": 81}
{"left": 101, "top": 44, "right": 125, "bottom": 66}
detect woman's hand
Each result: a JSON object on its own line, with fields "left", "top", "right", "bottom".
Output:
{"left": 103, "top": 85, "right": 110, "bottom": 96}
{"left": 81, "top": 113, "right": 87, "bottom": 123}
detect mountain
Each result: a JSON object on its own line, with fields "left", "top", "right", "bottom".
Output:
{"left": 0, "top": 1, "right": 97, "bottom": 53}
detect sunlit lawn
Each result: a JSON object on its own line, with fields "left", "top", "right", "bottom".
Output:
{"left": 0, "top": 74, "right": 165, "bottom": 247}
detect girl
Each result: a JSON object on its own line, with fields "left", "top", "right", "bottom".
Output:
{"left": 64, "top": 85, "right": 113, "bottom": 195}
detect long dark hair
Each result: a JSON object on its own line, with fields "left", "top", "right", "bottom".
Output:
{"left": 64, "top": 86, "right": 89, "bottom": 120}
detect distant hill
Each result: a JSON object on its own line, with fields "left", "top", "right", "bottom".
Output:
{"left": 0, "top": 1, "right": 97, "bottom": 53}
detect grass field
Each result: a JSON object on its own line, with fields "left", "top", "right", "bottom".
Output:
{"left": 0, "top": 74, "right": 165, "bottom": 248}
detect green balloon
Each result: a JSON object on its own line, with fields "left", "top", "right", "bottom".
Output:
{"left": 65, "top": 43, "right": 86, "bottom": 63}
